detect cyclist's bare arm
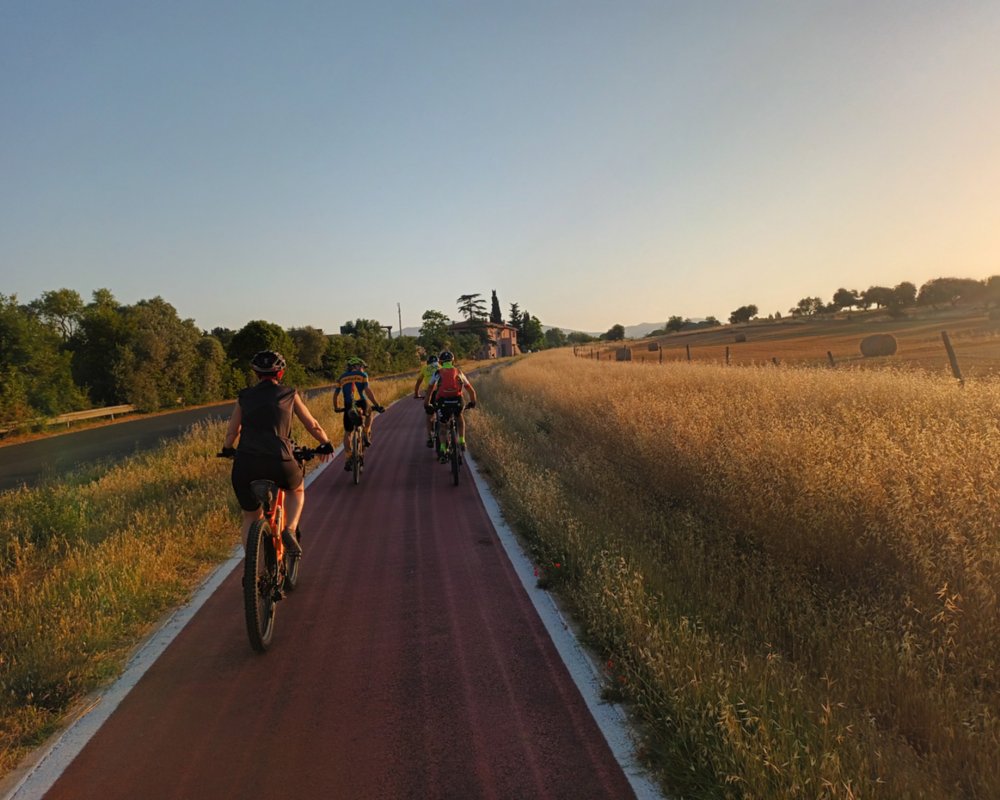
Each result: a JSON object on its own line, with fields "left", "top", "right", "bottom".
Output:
{"left": 222, "top": 404, "right": 243, "bottom": 449}
{"left": 293, "top": 394, "right": 331, "bottom": 445}
{"left": 413, "top": 375, "right": 423, "bottom": 397}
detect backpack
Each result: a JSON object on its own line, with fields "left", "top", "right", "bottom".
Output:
{"left": 435, "top": 366, "right": 463, "bottom": 398}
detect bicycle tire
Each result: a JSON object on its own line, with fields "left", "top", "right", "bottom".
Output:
{"left": 450, "top": 422, "right": 460, "bottom": 486}
{"left": 283, "top": 526, "right": 301, "bottom": 591}
{"left": 352, "top": 430, "right": 362, "bottom": 485}
{"left": 244, "top": 518, "right": 278, "bottom": 652}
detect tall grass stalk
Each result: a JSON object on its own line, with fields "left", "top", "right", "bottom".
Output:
{"left": 0, "top": 377, "right": 410, "bottom": 778}
{"left": 471, "top": 350, "right": 1000, "bottom": 799}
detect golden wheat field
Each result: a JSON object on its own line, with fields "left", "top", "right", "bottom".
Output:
{"left": 470, "top": 349, "right": 1000, "bottom": 799}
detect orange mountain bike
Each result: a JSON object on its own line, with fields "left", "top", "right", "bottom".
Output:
{"left": 219, "top": 445, "right": 321, "bottom": 652}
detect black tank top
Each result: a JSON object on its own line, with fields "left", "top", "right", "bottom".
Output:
{"left": 236, "top": 381, "right": 296, "bottom": 460}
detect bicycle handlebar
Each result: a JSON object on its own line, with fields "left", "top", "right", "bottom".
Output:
{"left": 216, "top": 442, "right": 333, "bottom": 462}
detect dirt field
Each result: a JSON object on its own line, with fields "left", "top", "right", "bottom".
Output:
{"left": 579, "top": 306, "right": 1000, "bottom": 378}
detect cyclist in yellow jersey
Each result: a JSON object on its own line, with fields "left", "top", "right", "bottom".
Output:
{"left": 413, "top": 354, "right": 440, "bottom": 447}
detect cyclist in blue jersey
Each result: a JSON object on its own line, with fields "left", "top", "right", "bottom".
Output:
{"left": 333, "top": 356, "right": 384, "bottom": 470}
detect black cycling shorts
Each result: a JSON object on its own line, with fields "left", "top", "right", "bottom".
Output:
{"left": 342, "top": 402, "right": 368, "bottom": 432}
{"left": 231, "top": 454, "right": 304, "bottom": 512}
{"left": 436, "top": 398, "right": 464, "bottom": 421}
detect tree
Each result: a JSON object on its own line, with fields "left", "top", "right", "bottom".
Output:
{"left": 729, "top": 305, "right": 758, "bottom": 324}
{"left": 456, "top": 293, "right": 487, "bottom": 321}
{"left": 567, "top": 331, "right": 597, "bottom": 344}
{"left": 68, "top": 290, "right": 128, "bottom": 404}
{"left": 831, "top": 288, "right": 859, "bottom": 311}
{"left": 189, "top": 335, "right": 235, "bottom": 404}
{"left": 0, "top": 294, "right": 85, "bottom": 423}
{"left": 703, "top": 316, "right": 722, "bottom": 326}
{"left": 665, "top": 315, "right": 686, "bottom": 332}
{"left": 489, "top": 290, "right": 503, "bottom": 324}
{"left": 508, "top": 302, "right": 522, "bottom": 330}
{"left": 893, "top": 281, "right": 918, "bottom": 307}
{"left": 601, "top": 323, "right": 626, "bottom": 341}
{"left": 862, "top": 286, "right": 895, "bottom": 309}
{"left": 288, "top": 326, "right": 327, "bottom": 370}
{"left": 984, "top": 275, "right": 1000, "bottom": 308}
{"left": 543, "top": 327, "right": 567, "bottom": 348}
{"left": 916, "top": 277, "right": 982, "bottom": 308}
{"left": 113, "top": 297, "right": 203, "bottom": 411}
{"left": 228, "top": 320, "right": 302, "bottom": 388}
{"left": 520, "top": 311, "right": 545, "bottom": 351}
{"left": 28, "top": 288, "right": 84, "bottom": 340}
{"left": 790, "top": 297, "right": 824, "bottom": 317}
{"left": 418, "top": 309, "right": 451, "bottom": 355}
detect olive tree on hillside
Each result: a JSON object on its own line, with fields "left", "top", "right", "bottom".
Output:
{"left": 729, "top": 305, "right": 758, "bottom": 324}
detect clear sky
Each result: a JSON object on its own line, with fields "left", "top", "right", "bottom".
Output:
{"left": 3, "top": 1, "right": 999, "bottom": 334}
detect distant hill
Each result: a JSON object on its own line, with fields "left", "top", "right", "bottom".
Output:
{"left": 403, "top": 320, "right": 675, "bottom": 339}
{"left": 544, "top": 322, "right": 668, "bottom": 339}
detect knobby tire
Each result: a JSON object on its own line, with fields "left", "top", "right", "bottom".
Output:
{"left": 244, "top": 518, "right": 278, "bottom": 652}
{"left": 352, "top": 429, "right": 362, "bottom": 485}
{"left": 450, "top": 421, "right": 460, "bottom": 486}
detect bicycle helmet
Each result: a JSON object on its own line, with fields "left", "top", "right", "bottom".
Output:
{"left": 426, "top": 355, "right": 439, "bottom": 365}
{"left": 250, "top": 350, "right": 286, "bottom": 374}
{"left": 346, "top": 356, "right": 367, "bottom": 368}
{"left": 438, "top": 350, "right": 454, "bottom": 363}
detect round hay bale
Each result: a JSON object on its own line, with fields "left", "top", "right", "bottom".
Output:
{"left": 859, "top": 333, "right": 898, "bottom": 357}
{"left": 734, "top": 333, "right": 747, "bottom": 343}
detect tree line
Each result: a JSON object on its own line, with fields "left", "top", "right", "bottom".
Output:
{"left": 0, "top": 286, "right": 570, "bottom": 427}
{"left": 730, "top": 275, "right": 1000, "bottom": 324}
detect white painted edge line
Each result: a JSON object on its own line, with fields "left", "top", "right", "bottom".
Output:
{"left": 3, "top": 458, "right": 335, "bottom": 800}
{"left": 466, "top": 451, "right": 664, "bottom": 800}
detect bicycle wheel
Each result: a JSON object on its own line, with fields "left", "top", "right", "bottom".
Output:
{"left": 352, "top": 430, "right": 362, "bottom": 485}
{"left": 283, "top": 526, "right": 301, "bottom": 592}
{"left": 450, "top": 423, "right": 460, "bottom": 486}
{"left": 244, "top": 518, "right": 278, "bottom": 652}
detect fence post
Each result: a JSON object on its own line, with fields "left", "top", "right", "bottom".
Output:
{"left": 685, "top": 344, "right": 691, "bottom": 361}
{"left": 725, "top": 345, "right": 730, "bottom": 365}
{"left": 659, "top": 345, "right": 663, "bottom": 364}
{"left": 941, "top": 331, "right": 964, "bottom": 386}
{"left": 772, "top": 357, "right": 780, "bottom": 366}
{"left": 827, "top": 351, "right": 835, "bottom": 368}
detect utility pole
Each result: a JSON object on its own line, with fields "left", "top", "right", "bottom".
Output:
{"left": 397, "top": 302, "right": 402, "bottom": 338}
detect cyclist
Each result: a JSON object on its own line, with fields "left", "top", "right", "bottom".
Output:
{"left": 424, "top": 350, "right": 477, "bottom": 462}
{"left": 222, "top": 350, "right": 333, "bottom": 558}
{"left": 333, "top": 356, "right": 384, "bottom": 470}
{"left": 413, "top": 353, "right": 440, "bottom": 447}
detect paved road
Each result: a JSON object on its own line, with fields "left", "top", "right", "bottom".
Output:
{"left": 0, "top": 389, "right": 331, "bottom": 492}
{"left": 35, "top": 399, "right": 638, "bottom": 799}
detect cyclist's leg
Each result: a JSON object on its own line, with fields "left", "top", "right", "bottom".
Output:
{"left": 342, "top": 406, "right": 353, "bottom": 456}
{"left": 456, "top": 400, "right": 467, "bottom": 445}
{"left": 275, "top": 460, "right": 305, "bottom": 556}
{"left": 232, "top": 454, "right": 267, "bottom": 551}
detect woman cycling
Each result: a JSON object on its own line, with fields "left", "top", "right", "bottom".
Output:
{"left": 222, "top": 350, "right": 332, "bottom": 557}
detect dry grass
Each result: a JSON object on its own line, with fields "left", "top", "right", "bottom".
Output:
{"left": 0, "top": 376, "right": 411, "bottom": 779}
{"left": 470, "top": 350, "right": 1000, "bottom": 799}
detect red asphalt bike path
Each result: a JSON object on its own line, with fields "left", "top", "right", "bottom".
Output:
{"left": 36, "top": 398, "right": 638, "bottom": 800}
